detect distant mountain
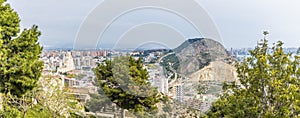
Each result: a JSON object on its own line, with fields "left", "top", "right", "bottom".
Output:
{"left": 161, "top": 38, "right": 238, "bottom": 112}
{"left": 162, "top": 38, "right": 233, "bottom": 76}
{"left": 134, "top": 43, "right": 171, "bottom": 51}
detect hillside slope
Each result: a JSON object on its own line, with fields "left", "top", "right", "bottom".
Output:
{"left": 163, "top": 38, "right": 233, "bottom": 76}
{"left": 161, "top": 38, "right": 238, "bottom": 112}
{"left": 189, "top": 61, "right": 237, "bottom": 82}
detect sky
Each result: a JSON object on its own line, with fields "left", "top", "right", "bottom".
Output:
{"left": 7, "top": 0, "right": 300, "bottom": 49}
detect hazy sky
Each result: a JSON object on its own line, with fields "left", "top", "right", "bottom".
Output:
{"left": 8, "top": 0, "right": 300, "bottom": 49}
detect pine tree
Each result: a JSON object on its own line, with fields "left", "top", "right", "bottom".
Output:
{"left": 205, "top": 32, "right": 300, "bottom": 117}
{"left": 94, "top": 56, "right": 160, "bottom": 117}
{"left": 0, "top": 0, "right": 43, "bottom": 97}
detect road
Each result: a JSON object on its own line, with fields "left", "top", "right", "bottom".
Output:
{"left": 156, "top": 52, "right": 179, "bottom": 86}
{"left": 168, "top": 66, "right": 178, "bottom": 85}
{"left": 157, "top": 52, "right": 175, "bottom": 63}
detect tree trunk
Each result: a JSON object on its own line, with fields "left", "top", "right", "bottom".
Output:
{"left": 23, "top": 111, "right": 27, "bottom": 118}
{"left": 121, "top": 108, "right": 125, "bottom": 118}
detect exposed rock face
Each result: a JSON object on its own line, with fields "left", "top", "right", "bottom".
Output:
{"left": 189, "top": 61, "right": 237, "bottom": 82}
{"left": 162, "top": 38, "right": 238, "bottom": 112}
{"left": 174, "top": 38, "right": 231, "bottom": 76}
{"left": 184, "top": 61, "right": 238, "bottom": 112}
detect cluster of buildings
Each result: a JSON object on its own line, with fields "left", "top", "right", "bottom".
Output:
{"left": 41, "top": 48, "right": 216, "bottom": 109}
{"left": 129, "top": 49, "right": 166, "bottom": 63}
{"left": 40, "top": 50, "right": 111, "bottom": 103}
{"left": 72, "top": 50, "right": 108, "bottom": 70}
{"left": 41, "top": 50, "right": 109, "bottom": 73}
{"left": 40, "top": 49, "right": 174, "bottom": 103}
{"left": 146, "top": 64, "right": 169, "bottom": 95}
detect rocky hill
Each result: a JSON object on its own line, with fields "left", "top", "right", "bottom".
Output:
{"left": 161, "top": 38, "right": 238, "bottom": 112}
{"left": 162, "top": 38, "right": 234, "bottom": 76}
